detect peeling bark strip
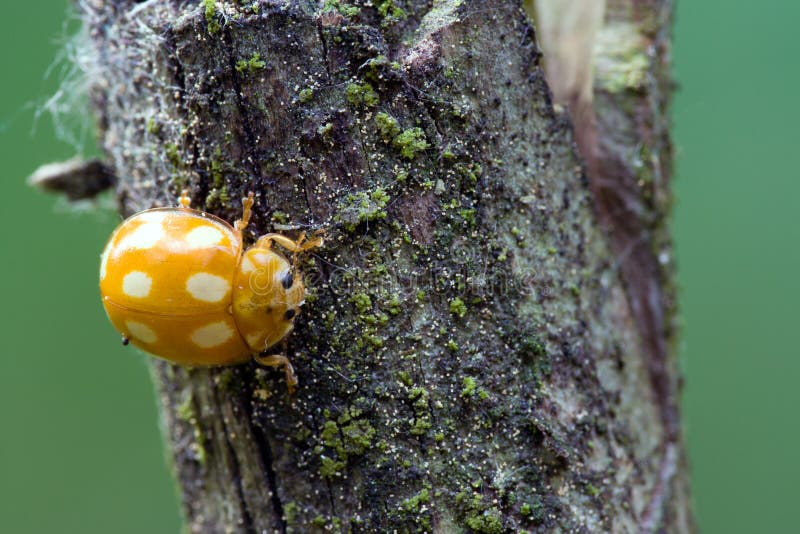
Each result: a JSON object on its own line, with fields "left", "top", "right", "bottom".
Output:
{"left": 591, "top": 0, "right": 680, "bottom": 437}
{"left": 83, "top": 0, "right": 692, "bottom": 532}
{"left": 528, "top": 1, "right": 692, "bottom": 530}
{"left": 530, "top": 0, "right": 681, "bottom": 437}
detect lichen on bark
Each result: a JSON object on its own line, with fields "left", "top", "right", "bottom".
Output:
{"left": 81, "top": 0, "right": 692, "bottom": 531}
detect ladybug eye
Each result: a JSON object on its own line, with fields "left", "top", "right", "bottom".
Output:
{"left": 284, "top": 309, "right": 297, "bottom": 321}
{"left": 281, "top": 271, "right": 294, "bottom": 289}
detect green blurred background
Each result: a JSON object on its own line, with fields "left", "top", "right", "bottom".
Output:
{"left": 0, "top": 1, "right": 795, "bottom": 532}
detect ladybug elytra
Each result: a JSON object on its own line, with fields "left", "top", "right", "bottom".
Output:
{"left": 99, "top": 190, "right": 322, "bottom": 392}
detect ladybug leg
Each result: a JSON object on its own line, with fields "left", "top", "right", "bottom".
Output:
{"left": 253, "top": 353, "right": 297, "bottom": 395}
{"left": 255, "top": 232, "right": 324, "bottom": 253}
{"left": 234, "top": 192, "right": 256, "bottom": 232}
{"left": 255, "top": 232, "right": 323, "bottom": 269}
{"left": 296, "top": 230, "right": 327, "bottom": 252}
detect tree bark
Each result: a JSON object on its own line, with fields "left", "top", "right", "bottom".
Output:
{"left": 82, "top": 0, "right": 692, "bottom": 532}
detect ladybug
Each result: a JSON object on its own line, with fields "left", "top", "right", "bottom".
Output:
{"left": 99, "top": 190, "right": 322, "bottom": 393}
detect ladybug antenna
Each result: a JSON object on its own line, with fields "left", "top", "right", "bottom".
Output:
{"left": 178, "top": 189, "right": 191, "bottom": 209}
{"left": 235, "top": 192, "right": 255, "bottom": 233}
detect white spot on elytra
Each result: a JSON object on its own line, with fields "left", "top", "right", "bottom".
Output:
{"left": 245, "top": 331, "right": 267, "bottom": 348}
{"left": 122, "top": 271, "right": 152, "bottom": 298}
{"left": 191, "top": 321, "right": 234, "bottom": 348}
{"left": 251, "top": 251, "right": 269, "bottom": 265}
{"left": 136, "top": 212, "right": 168, "bottom": 224}
{"left": 125, "top": 320, "right": 157, "bottom": 344}
{"left": 240, "top": 256, "right": 255, "bottom": 273}
{"left": 99, "top": 246, "right": 111, "bottom": 280}
{"left": 185, "top": 226, "right": 224, "bottom": 249}
{"left": 240, "top": 251, "right": 270, "bottom": 275}
{"left": 186, "top": 272, "right": 230, "bottom": 302}
{"left": 115, "top": 222, "right": 164, "bottom": 254}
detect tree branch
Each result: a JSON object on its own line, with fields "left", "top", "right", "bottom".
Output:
{"left": 81, "top": 0, "right": 692, "bottom": 531}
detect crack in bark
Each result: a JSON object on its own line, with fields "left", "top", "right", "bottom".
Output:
{"left": 221, "top": 23, "right": 264, "bottom": 202}
{"left": 210, "top": 374, "right": 256, "bottom": 533}
{"left": 250, "top": 423, "right": 288, "bottom": 534}
{"left": 163, "top": 24, "right": 203, "bottom": 199}
{"left": 316, "top": 18, "right": 332, "bottom": 81}
{"left": 234, "top": 368, "right": 288, "bottom": 534}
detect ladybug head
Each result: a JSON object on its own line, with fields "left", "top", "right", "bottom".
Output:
{"left": 232, "top": 246, "right": 305, "bottom": 353}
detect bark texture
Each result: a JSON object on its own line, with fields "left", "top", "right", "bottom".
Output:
{"left": 82, "top": 0, "right": 691, "bottom": 531}
{"left": 527, "top": 0, "right": 692, "bottom": 530}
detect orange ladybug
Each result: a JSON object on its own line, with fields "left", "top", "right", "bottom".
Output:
{"left": 99, "top": 190, "right": 322, "bottom": 392}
